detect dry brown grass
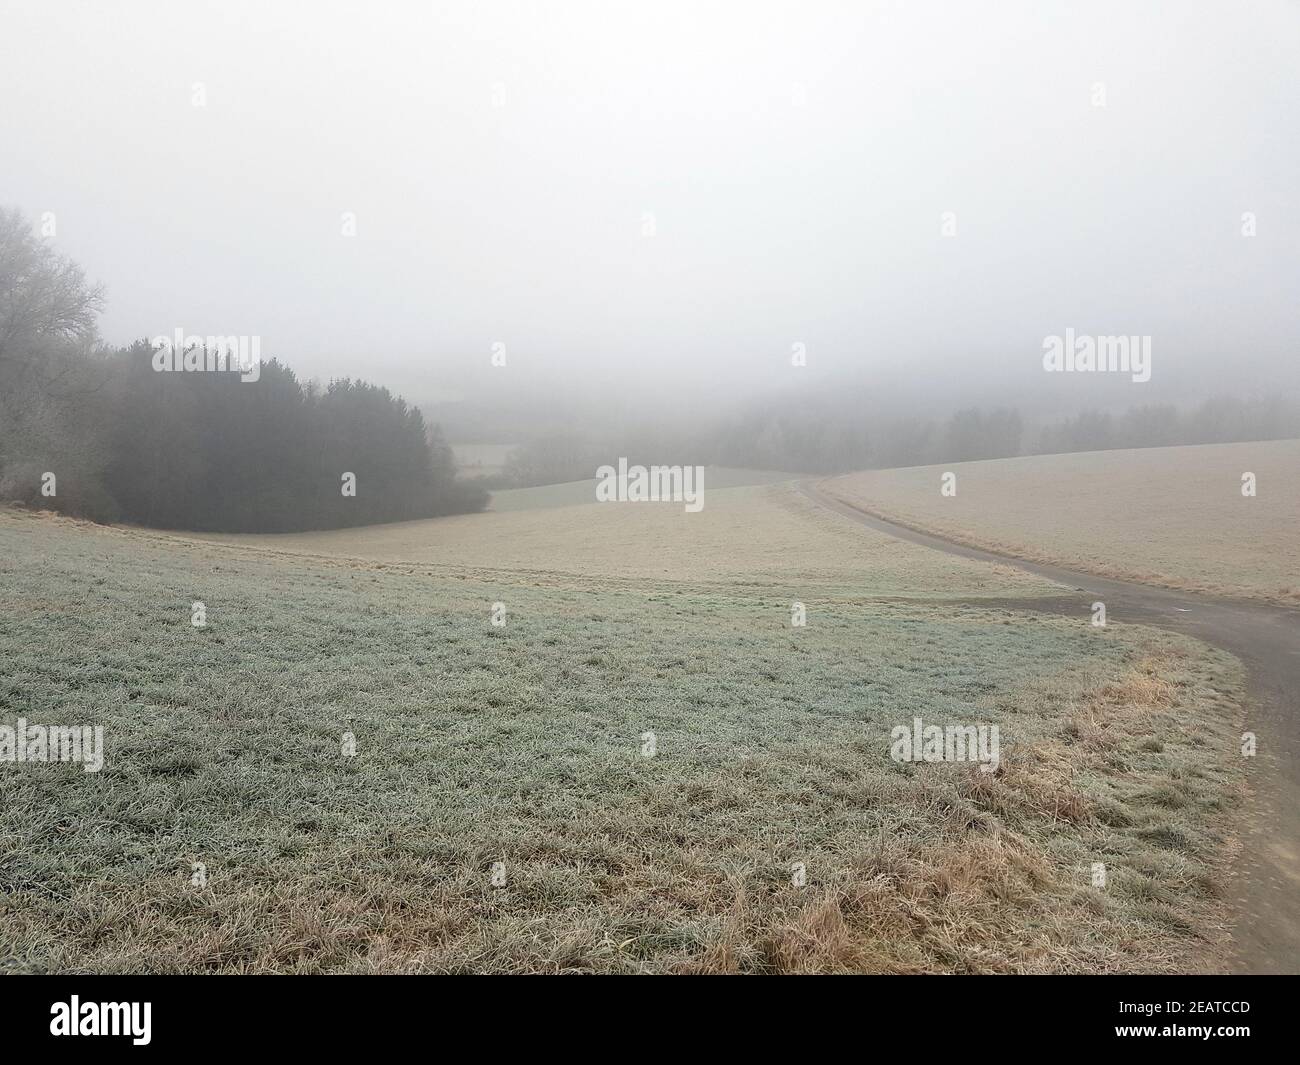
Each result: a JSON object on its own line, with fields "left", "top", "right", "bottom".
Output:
{"left": 823, "top": 440, "right": 1300, "bottom": 604}
{"left": 176, "top": 483, "right": 1064, "bottom": 600}
{"left": 673, "top": 650, "right": 1244, "bottom": 975}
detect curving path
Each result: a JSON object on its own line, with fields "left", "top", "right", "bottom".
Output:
{"left": 800, "top": 481, "right": 1300, "bottom": 974}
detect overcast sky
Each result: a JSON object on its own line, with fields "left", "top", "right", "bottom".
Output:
{"left": 2, "top": 0, "right": 1297, "bottom": 411}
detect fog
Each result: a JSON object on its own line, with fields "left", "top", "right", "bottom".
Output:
{"left": 2, "top": 0, "right": 1297, "bottom": 424}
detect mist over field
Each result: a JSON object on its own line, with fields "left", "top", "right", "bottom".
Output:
{"left": 1, "top": 0, "right": 1298, "bottom": 995}
{"left": 3, "top": 1, "right": 1298, "bottom": 434}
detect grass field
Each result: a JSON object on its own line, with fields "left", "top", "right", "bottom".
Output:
{"left": 0, "top": 478, "right": 1248, "bottom": 973}
{"left": 822, "top": 440, "right": 1300, "bottom": 605}
{"left": 487, "top": 466, "right": 799, "bottom": 513}
{"left": 184, "top": 482, "right": 1058, "bottom": 598}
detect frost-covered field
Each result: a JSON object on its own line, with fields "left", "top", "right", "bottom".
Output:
{"left": 0, "top": 489, "right": 1244, "bottom": 973}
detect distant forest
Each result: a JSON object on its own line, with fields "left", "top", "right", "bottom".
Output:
{"left": 0, "top": 207, "right": 486, "bottom": 531}
{"left": 6, "top": 205, "right": 1296, "bottom": 517}
{"left": 489, "top": 392, "right": 1300, "bottom": 489}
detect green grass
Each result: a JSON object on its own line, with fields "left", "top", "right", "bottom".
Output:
{"left": 487, "top": 466, "right": 798, "bottom": 513}
{"left": 0, "top": 504, "right": 1245, "bottom": 972}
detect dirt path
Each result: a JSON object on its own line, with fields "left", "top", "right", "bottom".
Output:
{"left": 800, "top": 481, "right": 1300, "bottom": 974}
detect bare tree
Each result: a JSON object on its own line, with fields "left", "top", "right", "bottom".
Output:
{"left": 0, "top": 206, "right": 105, "bottom": 369}
{"left": 0, "top": 205, "right": 106, "bottom": 506}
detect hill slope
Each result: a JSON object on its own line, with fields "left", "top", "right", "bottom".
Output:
{"left": 0, "top": 485, "right": 1246, "bottom": 973}
{"left": 823, "top": 440, "right": 1300, "bottom": 605}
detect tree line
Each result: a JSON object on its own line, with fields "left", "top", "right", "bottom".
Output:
{"left": 0, "top": 207, "right": 486, "bottom": 531}
{"left": 491, "top": 393, "right": 1300, "bottom": 489}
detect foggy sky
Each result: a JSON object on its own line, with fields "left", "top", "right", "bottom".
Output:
{"left": 2, "top": 0, "right": 1297, "bottom": 415}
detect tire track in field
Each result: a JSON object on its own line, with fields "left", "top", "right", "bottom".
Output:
{"left": 799, "top": 481, "right": 1300, "bottom": 974}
